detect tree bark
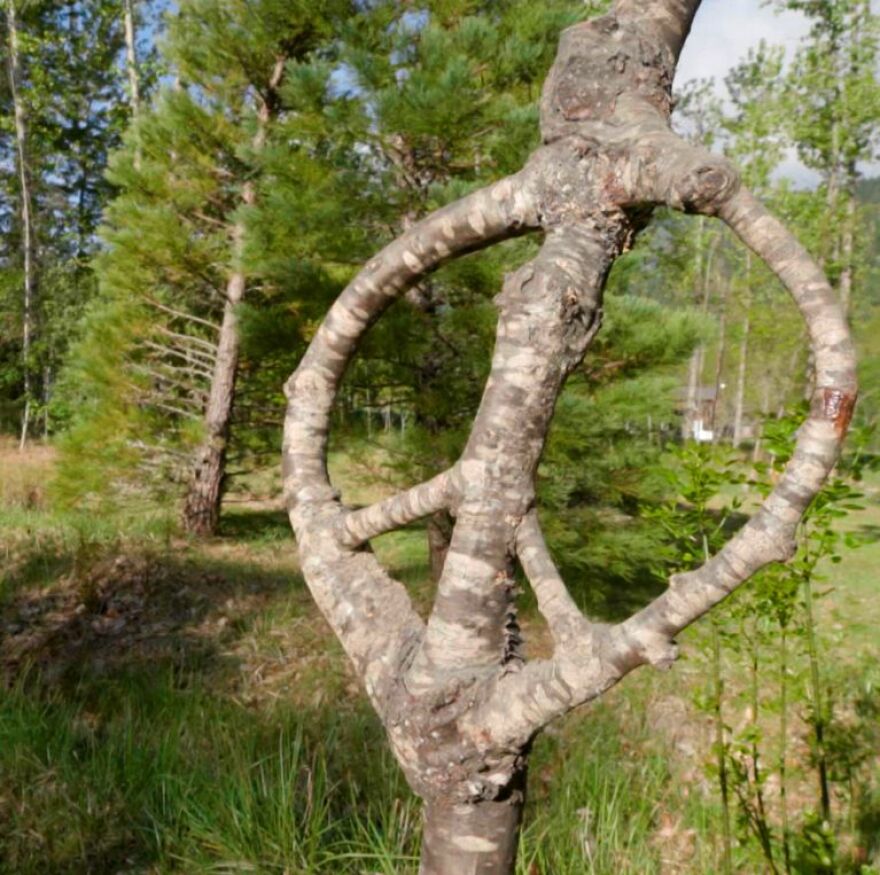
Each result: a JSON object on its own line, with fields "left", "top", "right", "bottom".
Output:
{"left": 427, "top": 510, "right": 454, "bottom": 584}
{"left": 181, "top": 57, "right": 285, "bottom": 536}
{"left": 732, "top": 254, "right": 753, "bottom": 448}
{"left": 419, "top": 784, "right": 525, "bottom": 875}
{"left": 282, "top": 2, "right": 856, "bottom": 871}
{"left": 6, "top": 0, "right": 37, "bottom": 451}
{"left": 122, "top": 0, "right": 141, "bottom": 118}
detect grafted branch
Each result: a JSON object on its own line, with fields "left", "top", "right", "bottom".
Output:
{"left": 339, "top": 467, "right": 457, "bottom": 548}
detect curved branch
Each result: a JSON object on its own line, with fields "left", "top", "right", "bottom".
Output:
{"left": 282, "top": 174, "right": 540, "bottom": 705}
{"left": 339, "top": 467, "right": 457, "bottom": 548}
{"left": 465, "top": 184, "right": 857, "bottom": 750}
{"left": 283, "top": 172, "right": 539, "bottom": 513}
{"left": 610, "top": 185, "right": 857, "bottom": 664}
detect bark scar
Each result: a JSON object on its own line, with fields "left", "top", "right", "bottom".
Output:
{"left": 820, "top": 388, "right": 857, "bottom": 439}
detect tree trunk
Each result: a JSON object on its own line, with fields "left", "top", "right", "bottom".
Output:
{"left": 682, "top": 218, "right": 705, "bottom": 439}
{"left": 181, "top": 57, "right": 285, "bottom": 536}
{"left": 710, "top": 277, "right": 729, "bottom": 441}
{"left": 420, "top": 789, "right": 525, "bottom": 875}
{"left": 682, "top": 222, "right": 718, "bottom": 440}
{"left": 732, "top": 308, "right": 750, "bottom": 447}
{"left": 682, "top": 348, "right": 701, "bottom": 440}
{"left": 180, "top": 242, "right": 248, "bottom": 536}
{"left": 122, "top": 0, "right": 141, "bottom": 119}
{"left": 732, "top": 255, "right": 753, "bottom": 448}
{"left": 838, "top": 182, "right": 855, "bottom": 316}
{"left": 281, "top": 3, "right": 857, "bottom": 871}
{"left": 6, "top": 0, "right": 37, "bottom": 451}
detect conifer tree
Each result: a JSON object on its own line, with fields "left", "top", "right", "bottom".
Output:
{"left": 56, "top": 0, "right": 350, "bottom": 528}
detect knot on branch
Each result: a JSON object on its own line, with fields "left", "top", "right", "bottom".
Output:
{"left": 634, "top": 630, "right": 679, "bottom": 671}
{"left": 669, "top": 159, "right": 740, "bottom": 215}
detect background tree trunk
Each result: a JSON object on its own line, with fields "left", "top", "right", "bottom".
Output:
{"left": 6, "top": 0, "right": 37, "bottom": 451}
{"left": 732, "top": 254, "right": 753, "bottom": 448}
{"left": 122, "top": 0, "right": 140, "bottom": 118}
{"left": 181, "top": 57, "right": 285, "bottom": 536}
{"left": 180, "top": 233, "right": 249, "bottom": 536}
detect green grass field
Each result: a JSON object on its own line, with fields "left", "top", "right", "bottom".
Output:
{"left": 1, "top": 442, "right": 878, "bottom": 873}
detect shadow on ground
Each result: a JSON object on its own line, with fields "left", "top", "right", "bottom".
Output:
{"left": 1, "top": 512, "right": 306, "bottom": 692}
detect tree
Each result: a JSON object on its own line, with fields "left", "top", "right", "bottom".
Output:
{"left": 56, "top": 0, "right": 347, "bottom": 528}
{"left": 3, "top": 0, "right": 36, "bottom": 449}
{"left": 1, "top": 0, "right": 138, "bottom": 440}
{"left": 282, "top": 2, "right": 857, "bottom": 873}
{"left": 780, "top": 0, "right": 880, "bottom": 314}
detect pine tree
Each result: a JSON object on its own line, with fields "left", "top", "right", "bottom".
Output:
{"left": 55, "top": 0, "right": 349, "bottom": 529}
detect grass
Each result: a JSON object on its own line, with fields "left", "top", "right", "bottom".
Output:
{"left": 1, "top": 442, "right": 878, "bottom": 873}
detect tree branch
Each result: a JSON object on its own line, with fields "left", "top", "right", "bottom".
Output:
{"left": 515, "top": 510, "right": 591, "bottom": 644}
{"left": 613, "top": 0, "right": 702, "bottom": 60}
{"left": 282, "top": 175, "right": 540, "bottom": 706}
{"left": 464, "top": 184, "right": 856, "bottom": 752}
{"left": 608, "top": 184, "right": 857, "bottom": 660}
{"left": 339, "top": 468, "right": 457, "bottom": 548}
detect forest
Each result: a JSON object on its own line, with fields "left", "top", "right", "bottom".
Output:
{"left": 1, "top": 0, "right": 879, "bottom": 872}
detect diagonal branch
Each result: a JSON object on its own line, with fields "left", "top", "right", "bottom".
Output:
{"left": 339, "top": 467, "right": 457, "bottom": 548}
{"left": 515, "top": 510, "right": 591, "bottom": 645}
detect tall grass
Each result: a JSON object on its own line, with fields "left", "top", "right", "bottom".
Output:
{"left": 0, "top": 664, "right": 687, "bottom": 874}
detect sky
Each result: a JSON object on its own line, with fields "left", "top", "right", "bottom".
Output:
{"left": 677, "top": 0, "right": 816, "bottom": 184}
{"left": 676, "top": 0, "right": 879, "bottom": 185}
{"left": 677, "top": 0, "right": 811, "bottom": 87}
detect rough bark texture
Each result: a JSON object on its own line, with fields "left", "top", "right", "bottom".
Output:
{"left": 282, "top": 2, "right": 857, "bottom": 871}
{"left": 6, "top": 0, "right": 37, "bottom": 451}
{"left": 181, "top": 57, "right": 285, "bottom": 537}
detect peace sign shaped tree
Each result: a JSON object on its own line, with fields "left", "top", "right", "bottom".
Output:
{"left": 282, "top": 2, "right": 857, "bottom": 871}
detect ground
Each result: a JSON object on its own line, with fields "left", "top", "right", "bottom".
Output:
{"left": 1, "top": 439, "right": 878, "bottom": 873}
